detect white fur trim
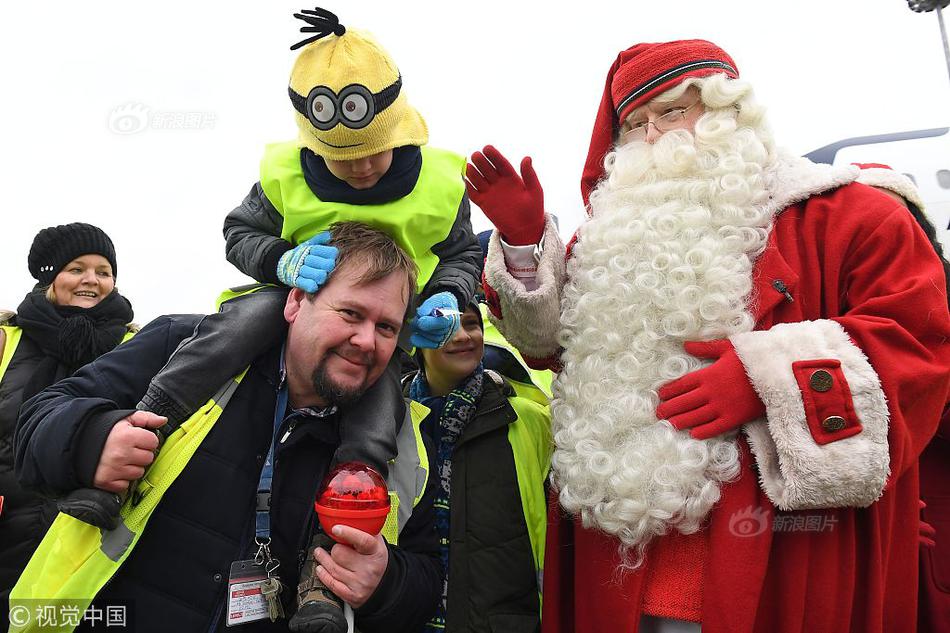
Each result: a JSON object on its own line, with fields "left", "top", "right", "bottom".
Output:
{"left": 855, "top": 167, "right": 927, "bottom": 212}
{"left": 730, "top": 320, "right": 890, "bottom": 510}
{"left": 763, "top": 152, "right": 859, "bottom": 216}
{"left": 484, "top": 215, "right": 565, "bottom": 360}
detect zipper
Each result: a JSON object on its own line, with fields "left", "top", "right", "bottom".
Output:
{"left": 772, "top": 279, "right": 794, "bottom": 303}
{"left": 279, "top": 419, "right": 298, "bottom": 444}
{"left": 453, "top": 401, "right": 510, "bottom": 450}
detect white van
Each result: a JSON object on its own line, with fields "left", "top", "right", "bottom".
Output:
{"left": 806, "top": 127, "right": 950, "bottom": 252}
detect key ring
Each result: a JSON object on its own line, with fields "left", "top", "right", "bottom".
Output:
{"left": 254, "top": 536, "right": 272, "bottom": 566}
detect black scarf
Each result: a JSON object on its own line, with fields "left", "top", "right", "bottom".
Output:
{"left": 15, "top": 288, "right": 134, "bottom": 401}
{"left": 301, "top": 145, "right": 423, "bottom": 205}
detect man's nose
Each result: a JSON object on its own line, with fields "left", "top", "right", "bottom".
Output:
{"left": 644, "top": 120, "right": 662, "bottom": 144}
{"left": 349, "top": 321, "right": 376, "bottom": 350}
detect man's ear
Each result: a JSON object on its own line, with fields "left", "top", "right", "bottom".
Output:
{"left": 284, "top": 288, "right": 306, "bottom": 324}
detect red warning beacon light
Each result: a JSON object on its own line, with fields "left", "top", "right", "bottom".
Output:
{"left": 314, "top": 462, "right": 390, "bottom": 543}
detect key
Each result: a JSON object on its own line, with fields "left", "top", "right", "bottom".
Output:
{"left": 261, "top": 576, "right": 285, "bottom": 621}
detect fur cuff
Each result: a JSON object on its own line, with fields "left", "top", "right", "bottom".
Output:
{"left": 484, "top": 215, "right": 566, "bottom": 360}
{"left": 855, "top": 167, "right": 927, "bottom": 212}
{"left": 730, "top": 320, "right": 890, "bottom": 510}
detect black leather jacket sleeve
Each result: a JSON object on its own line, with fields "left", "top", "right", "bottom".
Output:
{"left": 422, "top": 193, "right": 483, "bottom": 307}
{"left": 223, "top": 182, "right": 292, "bottom": 286}
{"left": 14, "top": 315, "right": 200, "bottom": 496}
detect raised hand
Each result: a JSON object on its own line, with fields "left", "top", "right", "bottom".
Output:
{"left": 466, "top": 145, "right": 545, "bottom": 245}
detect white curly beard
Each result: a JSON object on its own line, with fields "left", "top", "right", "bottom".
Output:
{"left": 552, "top": 109, "right": 776, "bottom": 559}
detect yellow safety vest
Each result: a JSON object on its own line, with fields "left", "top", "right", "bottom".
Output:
{"left": 412, "top": 370, "right": 552, "bottom": 608}
{"left": 0, "top": 326, "right": 134, "bottom": 385}
{"left": 0, "top": 325, "right": 25, "bottom": 384}
{"left": 260, "top": 142, "right": 466, "bottom": 295}
{"left": 10, "top": 374, "right": 430, "bottom": 633}
{"left": 502, "top": 383, "right": 552, "bottom": 602}
{"left": 481, "top": 305, "right": 554, "bottom": 400}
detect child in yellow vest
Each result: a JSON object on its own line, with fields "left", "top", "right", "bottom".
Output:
{"left": 59, "top": 9, "right": 479, "bottom": 633}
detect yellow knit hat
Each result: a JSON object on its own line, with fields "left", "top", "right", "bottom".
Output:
{"left": 288, "top": 10, "right": 428, "bottom": 161}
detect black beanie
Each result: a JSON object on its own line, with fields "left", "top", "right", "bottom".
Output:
{"left": 28, "top": 222, "right": 118, "bottom": 285}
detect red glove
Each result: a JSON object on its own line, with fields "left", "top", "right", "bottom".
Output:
{"left": 466, "top": 145, "right": 545, "bottom": 246}
{"left": 656, "top": 339, "right": 766, "bottom": 440}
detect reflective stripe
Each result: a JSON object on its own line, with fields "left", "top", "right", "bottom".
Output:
{"left": 259, "top": 142, "right": 465, "bottom": 295}
{"left": 99, "top": 522, "right": 134, "bottom": 562}
{"left": 381, "top": 400, "right": 430, "bottom": 544}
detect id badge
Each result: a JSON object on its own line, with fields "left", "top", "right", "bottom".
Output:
{"left": 226, "top": 559, "right": 269, "bottom": 626}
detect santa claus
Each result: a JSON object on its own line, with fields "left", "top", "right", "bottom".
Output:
{"left": 466, "top": 40, "right": 950, "bottom": 632}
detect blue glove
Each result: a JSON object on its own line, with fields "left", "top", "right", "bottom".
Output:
{"left": 276, "top": 232, "right": 338, "bottom": 293}
{"left": 411, "top": 292, "right": 461, "bottom": 349}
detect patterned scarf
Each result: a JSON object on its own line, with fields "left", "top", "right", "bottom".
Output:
{"left": 410, "top": 364, "right": 484, "bottom": 631}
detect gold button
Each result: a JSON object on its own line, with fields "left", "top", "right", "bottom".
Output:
{"left": 822, "top": 416, "right": 846, "bottom": 432}
{"left": 809, "top": 370, "right": 833, "bottom": 392}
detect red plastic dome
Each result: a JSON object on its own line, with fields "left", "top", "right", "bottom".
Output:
{"left": 314, "top": 462, "right": 390, "bottom": 541}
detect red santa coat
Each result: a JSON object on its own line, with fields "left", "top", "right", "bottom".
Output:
{"left": 485, "top": 175, "right": 950, "bottom": 632}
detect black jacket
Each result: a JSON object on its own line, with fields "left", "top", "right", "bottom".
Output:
{"left": 0, "top": 329, "right": 58, "bottom": 600}
{"left": 15, "top": 315, "right": 441, "bottom": 632}
{"left": 410, "top": 372, "right": 544, "bottom": 633}
{"left": 222, "top": 150, "right": 482, "bottom": 308}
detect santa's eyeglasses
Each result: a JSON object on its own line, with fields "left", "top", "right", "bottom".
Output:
{"left": 621, "top": 102, "right": 700, "bottom": 142}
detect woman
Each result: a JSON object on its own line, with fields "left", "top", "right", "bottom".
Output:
{"left": 406, "top": 300, "right": 551, "bottom": 633}
{"left": 0, "top": 222, "right": 134, "bottom": 612}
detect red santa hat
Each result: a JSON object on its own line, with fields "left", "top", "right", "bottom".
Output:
{"left": 581, "top": 39, "right": 739, "bottom": 210}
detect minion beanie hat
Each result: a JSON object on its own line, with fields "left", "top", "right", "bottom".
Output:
{"left": 288, "top": 8, "right": 428, "bottom": 161}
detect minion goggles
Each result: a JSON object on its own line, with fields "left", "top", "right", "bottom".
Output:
{"left": 289, "top": 76, "right": 402, "bottom": 131}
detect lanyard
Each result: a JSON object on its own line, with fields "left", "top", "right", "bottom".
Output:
{"left": 256, "top": 382, "right": 289, "bottom": 541}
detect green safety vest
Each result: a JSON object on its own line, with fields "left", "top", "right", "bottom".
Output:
{"left": 500, "top": 381, "right": 553, "bottom": 599}
{"left": 480, "top": 305, "right": 554, "bottom": 400}
{"left": 410, "top": 370, "right": 552, "bottom": 607}
{"left": 0, "top": 325, "right": 135, "bottom": 384}
{"left": 0, "top": 324, "right": 25, "bottom": 384}
{"left": 260, "top": 142, "right": 466, "bottom": 295}
{"left": 10, "top": 373, "right": 430, "bottom": 633}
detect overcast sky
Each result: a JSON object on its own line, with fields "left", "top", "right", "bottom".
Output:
{"left": 2, "top": 0, "right": 948, "bottom": 324}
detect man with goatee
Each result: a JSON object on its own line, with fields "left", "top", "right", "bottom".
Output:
{"left": 467, "top": 39, "right": 950, "bottom": 633}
